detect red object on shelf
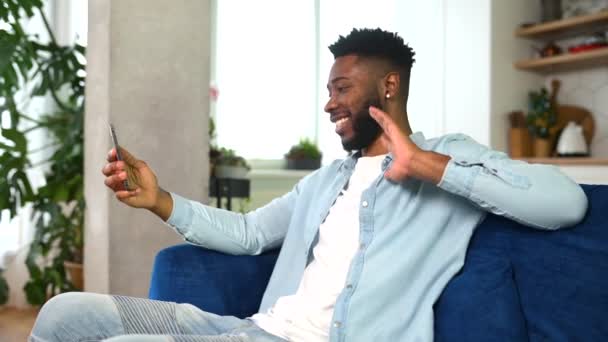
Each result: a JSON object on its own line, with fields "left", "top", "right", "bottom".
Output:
{"left": 568, "top": 43, "right": 608, "bottom": 53}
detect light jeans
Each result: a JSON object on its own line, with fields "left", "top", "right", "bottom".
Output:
{"left": 29, "top": 292, "right": 287, "bottom": 342}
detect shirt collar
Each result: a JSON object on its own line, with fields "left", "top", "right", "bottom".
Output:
{"left": 341, "top": 132, "right": 426, "bottom": 171}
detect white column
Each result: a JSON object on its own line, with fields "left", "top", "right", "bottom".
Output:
{"left": 84, "top": 0, "right": 211, "bottom": 296}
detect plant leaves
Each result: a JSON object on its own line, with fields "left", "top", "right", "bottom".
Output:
{"left": 0, "top": 31, "right": 19, "bottom": 73}
{"left": 1, "top": 128, "right": 27, "bottom": 154}
{"left": 2, "top": 0, "right": 85, "bottom": 306}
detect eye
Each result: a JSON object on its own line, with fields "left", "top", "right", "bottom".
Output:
{"left": 337, "top": 85, "right": 350, "bottom": 93}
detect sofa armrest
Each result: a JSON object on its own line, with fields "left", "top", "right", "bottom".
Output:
{"left": 149, "top": 244, "right": 280, "bottom": 318}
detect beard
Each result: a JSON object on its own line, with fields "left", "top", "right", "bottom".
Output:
{"left": 341, "top": 97, "right": 383, "bottom": 151}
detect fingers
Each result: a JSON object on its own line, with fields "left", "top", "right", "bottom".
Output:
{"left": 369, "top": 106, "right": 389, "bottom": 127}
{"left": 101, "top": 161, "right": 125, "bottom": 176}
{"left": 379, "top": 134, "right": 391, "bottom": 150}
{"left": 107, "top": 148, "right": 117, "bottom": 162}
{"left": 115, "top": 189, "right": 139, "bottom": 201}
{"left": 369, "top": 106, "right": 396, "bottom": 139}
{"left": 104, "top": 171, "right": 128, "bottom": 190}
{"left": 107, "top": 147, "right": 146, "bottom": 170}
{"left": 384, "top": 162, "right": 407, "bottom": 183}
{"left": 118, "top": 147, "right": 142, "bottom": 167}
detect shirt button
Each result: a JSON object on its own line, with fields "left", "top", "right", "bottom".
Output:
{"left": 359, "top": 243, "right": 366, "bottom": 250}
{"left": 346, "top": 284, "right": 353, "bottom": 289}
{"left": 362, "top": 201, "right": 368, "bottom": 207}
{"left": 333, "top": 321, "right": 342, "bottom": 328}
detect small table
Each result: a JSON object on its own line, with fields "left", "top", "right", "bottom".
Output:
{"left": 208, "top": 177, "right": 250, "bottom": 211}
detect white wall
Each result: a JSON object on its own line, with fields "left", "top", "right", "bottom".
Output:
{"left": 490, "top": 0, "right": 543, "bottom": 152}
{"left": 442, "top": 0, "right": 492, "bottom": 145}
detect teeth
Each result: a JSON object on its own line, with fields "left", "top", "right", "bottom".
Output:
{"left": 336, "top": 117, "right": 349, "bottom": 129}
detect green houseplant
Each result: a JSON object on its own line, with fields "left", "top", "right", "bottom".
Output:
{"left": 0, "top": 0, "right": 86, "bottom": 304}
{"left": 285, "top": 138, "right": 322, "bottom": 170}
{"left": 526, "top": 87, "right": 557, "bottom": 157}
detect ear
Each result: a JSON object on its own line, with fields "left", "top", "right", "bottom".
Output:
{"left": 382, "top": 72, "right": 400, "bottom": 99}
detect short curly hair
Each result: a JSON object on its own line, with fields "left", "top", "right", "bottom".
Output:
{"left": 328, "top": 28, "right": 416, "bottom": 73}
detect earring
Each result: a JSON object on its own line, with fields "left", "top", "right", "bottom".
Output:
{"left": 386, "top": 93, "right": 391, "bottom": 99}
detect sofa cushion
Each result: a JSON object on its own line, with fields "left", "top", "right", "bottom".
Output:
{"left": 149, "top": 244, "right": 279, "bottom": 318}
{"left": 502, "top": 184, "right": 608, "bottom": 341}
{"left": 434, "top": 233, "right": 528, "bottom": 341}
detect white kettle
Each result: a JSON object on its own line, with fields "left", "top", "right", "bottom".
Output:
{"left": 556, "top": 121, "right": 589, "bottom": 156}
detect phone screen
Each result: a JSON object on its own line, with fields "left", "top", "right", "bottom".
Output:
{"left": 109, "top": 124, "right": 130, "bottom": 190}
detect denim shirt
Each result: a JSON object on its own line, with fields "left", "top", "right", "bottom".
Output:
{"left": 167, "top": 132, "right": 587, "bottom": 342}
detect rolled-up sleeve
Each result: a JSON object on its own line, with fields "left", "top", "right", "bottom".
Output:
{"left": 438, "top": 134, "right": 588, "bottom": 230}
{"left": 165, "top": 185, "right": 299, "bottom": 255}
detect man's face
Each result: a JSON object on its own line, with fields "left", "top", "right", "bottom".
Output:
{"left": 325, "top": 55, "right": 383, "bottom": 151}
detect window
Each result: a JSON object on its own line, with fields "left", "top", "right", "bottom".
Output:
{"left": 213, "top": 0, "right": 316, "bottom": 160}
{"left": 213, "top": 1, "right": 446, "bottom": 164}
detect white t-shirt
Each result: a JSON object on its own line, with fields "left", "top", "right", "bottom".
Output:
{"left": 252, "top": 154, "right": 386, "bottom": 341}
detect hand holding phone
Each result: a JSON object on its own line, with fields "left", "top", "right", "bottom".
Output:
{"left": 109, "top": 123, "right": 130, "bottom": 190}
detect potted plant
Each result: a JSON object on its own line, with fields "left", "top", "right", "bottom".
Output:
{"left": 214, "top": 148, "right": 251, "bottom": 179}
{"left": 0, "top": 1, "right": 86, "bottom": 304}
{"left": 527, "top": 87, "right": 557, "bottom": 157}
{"left": 285, "top": 138, "right": 322, "bottom": 170}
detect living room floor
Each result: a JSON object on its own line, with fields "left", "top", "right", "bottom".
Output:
{"left": 0, "top": 307, "right": 38, "bottom": 341}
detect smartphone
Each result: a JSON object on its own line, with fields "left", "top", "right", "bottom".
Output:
{"left": 109, "top": 123, "right": 130, "bottom": 190}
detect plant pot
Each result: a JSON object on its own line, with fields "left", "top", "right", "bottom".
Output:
{"left": 64, "top": 261, "right": 83, "bottom": 290}
{"left": 509, "top": 127, "right": 532, "bottom": 158}
{"left": 214, "top": 165, "right": 249, "bottom": 179}
{"left": 286, "top": 158, "right": 321, "bottom": 170}
{"left": 534, "top": 137, "right": 553, "bottom": 157}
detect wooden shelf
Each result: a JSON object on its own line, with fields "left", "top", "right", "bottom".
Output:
{"left": 517, "top": 157, "right": 608, "bottom": 166}
{"left": 514, "top": 47, "right": 608, "bottom": 72}
{"left": 516, "top": 11, "right": 608, "bottom": 40}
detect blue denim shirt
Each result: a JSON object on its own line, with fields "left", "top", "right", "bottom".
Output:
{"left": 167, "top": 132, "right": 588, "bottom": 342}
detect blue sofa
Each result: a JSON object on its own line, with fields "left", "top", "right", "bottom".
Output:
{"left": 149, "top": 184, "right": 608, "bottom": 341}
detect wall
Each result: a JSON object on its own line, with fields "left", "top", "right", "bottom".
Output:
{"left": 85, "top": 0, "right": 211, "bottom": 296}
{"left": 442, "top": 0, "right": 492, "bottom": 145}
{"left": 490, "top": 0, "right": 544, "bottom": 152}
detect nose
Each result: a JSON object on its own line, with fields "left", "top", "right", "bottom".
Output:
{"left": 324, "top": 96, "right": 337, "bottom": 114}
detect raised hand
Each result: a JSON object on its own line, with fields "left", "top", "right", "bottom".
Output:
{"left": 369, "top": 106, "right": 449, "bottom": 184}
{"left": 102, "top": 147, "right": 160, "bottom": 210}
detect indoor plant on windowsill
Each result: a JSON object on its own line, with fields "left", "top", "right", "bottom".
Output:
{"left": 285, "top": 138, "right": 322, "bottom": 170}
{"left": 214, "top": 148, "right": 251, "bottom": 179}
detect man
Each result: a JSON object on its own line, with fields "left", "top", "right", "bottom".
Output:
{"left": 30, "top": 28, "right": 587, "bottom": 342}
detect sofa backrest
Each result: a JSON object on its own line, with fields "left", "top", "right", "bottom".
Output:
{"left": 434, "top": 184, "right": 608, "bottom": 341}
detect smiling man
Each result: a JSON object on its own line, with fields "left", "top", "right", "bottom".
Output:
{"left": 31, "top": 28, "right": 587, "bottom": 342}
